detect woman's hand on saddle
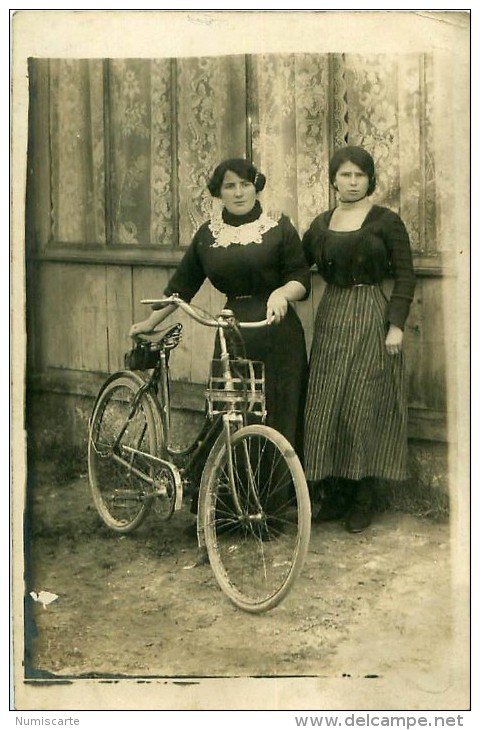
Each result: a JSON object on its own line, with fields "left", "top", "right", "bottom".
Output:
{"left": 266, "top": 291, "right": 289, "bottom": 325}
{"left": 385, "top": 324, "right": 404, "bottom": 355}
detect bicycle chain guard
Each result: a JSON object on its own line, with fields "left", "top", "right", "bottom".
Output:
{"left": 121, "top": 446, "right": 183, "bottom": 514}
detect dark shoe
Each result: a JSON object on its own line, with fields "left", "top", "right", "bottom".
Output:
{"left": 314, "top": 499, "right": 348, "bottom": 522}
{"left": 345, "top": 508, "right": 372, "bottom": 533}
{"left": 345, "top": 479, "right": 374, "bottom": 533}
{"left": 313, "top": 478, "right": 353, "bottom": 522}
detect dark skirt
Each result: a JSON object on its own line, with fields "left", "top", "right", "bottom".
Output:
{"left": 213, "top": 295, "right": 308, "bottom": 459}
{"left": 304, "top": 284, "right": 408, "bottom": 482}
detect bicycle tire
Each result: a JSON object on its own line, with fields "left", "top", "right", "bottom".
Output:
{"left": 200, "top": 424, "right": 311, "bottom": 613}
{"left": 88, "top": 372, "right": 162, "bottom": 532}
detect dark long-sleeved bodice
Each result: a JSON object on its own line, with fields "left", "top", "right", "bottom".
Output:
{"left": 163, "top": 201, "right": 310, "bottom": 458}
{"left": 165, "top": 202, "right": 311, "bottom": 303}
{"left": 302, "top": 205, "right": 415, "bottom": 329}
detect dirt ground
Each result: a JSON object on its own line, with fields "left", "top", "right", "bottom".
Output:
{"left": 19, "top": 457, "right": 469, "bottom": 711}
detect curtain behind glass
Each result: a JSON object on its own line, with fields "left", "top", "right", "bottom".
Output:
{"left": 251, "top": 53, "right": 440, "bottom": 254}
{"left": 47, "top": 54, "right": 445, "bottom": 255}
{"left": 49, "top": 59, "right": 106, "bottom": 244}
{"left": 109, "top": 59, "right": 174, "bottom": 245}
{"left": 250, "top": 54, "right": 331, "bottom": 235}
{"left": 176, "top": 55, "right": 247, "bottom": 246}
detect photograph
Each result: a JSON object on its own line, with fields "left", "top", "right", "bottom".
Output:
{"left": 11, "top": 8, "right": 470, "bottom": 713}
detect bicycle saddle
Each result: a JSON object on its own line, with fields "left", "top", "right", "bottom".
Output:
{"left": 137, "top": 323, "right": 183, "bottom": 349}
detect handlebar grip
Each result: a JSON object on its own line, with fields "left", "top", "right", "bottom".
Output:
{"left": 141, "top": 299, "right": 173, "bottom": 311}
{"left": 238, "top": 319, "right": 270, "bottom": 328}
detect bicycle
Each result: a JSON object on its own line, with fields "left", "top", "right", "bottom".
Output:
{"left": 88, "top": 294, "right": 311, "bottom": 613}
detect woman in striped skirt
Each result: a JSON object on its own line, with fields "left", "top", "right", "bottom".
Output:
{"left": 302, "top": 146, "right": 416, "bottom": 533}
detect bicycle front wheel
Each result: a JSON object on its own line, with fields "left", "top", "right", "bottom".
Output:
{"left": 201, "top": 424, "right": 311, "bottom": 613}
{"left": 88, "top": 373, "right": 160, "bottom": 532}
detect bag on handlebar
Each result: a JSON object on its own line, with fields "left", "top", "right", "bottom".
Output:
{"left": 124, "top": 342, "right": 160, "bottom": 371}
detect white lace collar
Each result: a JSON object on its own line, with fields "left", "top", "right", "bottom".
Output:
{"left": 209, "top": 210, "right": 280, "bottom": 248}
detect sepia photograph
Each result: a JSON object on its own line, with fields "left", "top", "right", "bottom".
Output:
{"left": 11, "top": 9, "right": 470, "bottom": 714}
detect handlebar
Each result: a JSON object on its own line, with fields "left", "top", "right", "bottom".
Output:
{"left": 140, "top": 294, "right": 270, "bottom": 329}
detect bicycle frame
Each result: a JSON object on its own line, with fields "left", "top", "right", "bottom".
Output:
{"left": 111, "top": 295, "right": 267, "bottom": 517}
{"left": 89, "top": 294, "right": 311, "bottom": 611}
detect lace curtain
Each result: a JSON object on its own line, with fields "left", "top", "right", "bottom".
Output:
{"left": 252, "top": 53, "right": 445, "bottom": 253}
{"left": 108, "top": 59, "right": 174, "bottom": 245}
{"left": 47, "top": 53, "right": 452, "bottom": 254}
{"left": 49, "top": 59, "right": 106, "bottom": 244}
{"left": 176, "top": 55, "right": 246, "bottom": 245}
{"left": 250, "top": 54, "right": 331, "bottom": 236}
{"left": 48, "top": 56, "right": 245, "bottom": 247}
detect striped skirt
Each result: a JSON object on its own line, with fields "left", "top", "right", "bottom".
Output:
{"left": 304, "top": 284, "right": 408, "bottom": 482}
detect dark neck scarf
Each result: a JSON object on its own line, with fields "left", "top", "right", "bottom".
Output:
{"left": 222, "top": 200, "right": 262, "bottom": 227}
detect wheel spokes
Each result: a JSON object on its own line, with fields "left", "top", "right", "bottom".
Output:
{"left": 205, "top": 429, "right": 306, "bottom": 609}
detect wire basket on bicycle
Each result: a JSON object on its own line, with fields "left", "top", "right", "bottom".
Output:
{"left": 206, "top": 358, "right": 266, "bottom": 420}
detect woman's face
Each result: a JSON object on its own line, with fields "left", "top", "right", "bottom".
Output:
{"left": 334, "top": 161, "right": 370, "bottom": 202}
{"left": 220, "top": 170, "right": 257, "bottom": 215}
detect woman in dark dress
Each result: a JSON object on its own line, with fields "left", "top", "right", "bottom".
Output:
{"left": 130, "top": 158, "right": 311, "bottom": 517}
{"left": 302, "top": 146, "right": 416, "bottom": 533}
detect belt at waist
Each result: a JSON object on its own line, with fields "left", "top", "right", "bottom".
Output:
{"left": 228, "top": 293, "right": 270, "bottom": 301}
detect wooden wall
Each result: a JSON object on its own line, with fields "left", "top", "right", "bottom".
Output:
{"left": 28, "top": 258, "right": 448, "bottom": 442}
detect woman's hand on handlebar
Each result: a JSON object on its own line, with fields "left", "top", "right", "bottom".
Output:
{"left": 128, "top": 302, "right": 178, "bottom": 338}
{"left": 265, "top": 282, "right": 306, "bottom": 324}
{"left": 266, "top": 291, "right": 288, "bottom": 324}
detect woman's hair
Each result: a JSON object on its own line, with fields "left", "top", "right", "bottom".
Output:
{"left": 329, "top": 146, "right": 377, "bottom": 196}
{"left": 207, "top": 158, "right": 266, "bottom": 197}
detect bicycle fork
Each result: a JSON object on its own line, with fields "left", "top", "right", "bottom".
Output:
{"left": 218, "top": 320, "right": 264, "bottom": 520}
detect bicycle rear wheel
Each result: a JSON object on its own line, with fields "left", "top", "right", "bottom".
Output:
{"left": 88, "top": 373, "right": 161, "bottom": 532}
{"left": 201, "top": 424, "right": 311, "bottom": 612}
